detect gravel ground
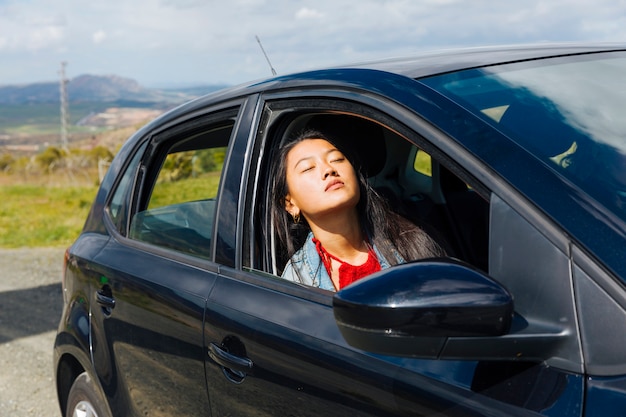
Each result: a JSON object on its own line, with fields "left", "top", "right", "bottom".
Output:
{"left": 0, "top": 247, "right": 66, "bottom": 417}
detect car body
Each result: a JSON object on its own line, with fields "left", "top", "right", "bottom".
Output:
{"left": 54, "top": 43, "right": 626, "bottom": 416}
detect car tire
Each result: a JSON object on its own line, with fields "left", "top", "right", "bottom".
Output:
{"left": 66, "top": 372, "right": 112, "bottom": 417}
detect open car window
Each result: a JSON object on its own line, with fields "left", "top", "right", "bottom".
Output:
{"left": 244, "top": 104, "right": 490, "bottom": 286}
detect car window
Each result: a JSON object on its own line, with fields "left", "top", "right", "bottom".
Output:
{"left": 107, "top": 141, "right": 148, "bottom": 234}
{"left": 244, "top": 106, "right": 490, "bottom": 286}
{"left": 421, "top": 52, "right": 626, "bottom": 222}
{"left": 128, "top": 117, "right": 235, "bottom": 259}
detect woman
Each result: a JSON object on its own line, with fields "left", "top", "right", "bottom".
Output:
{"left": 271, "top": 129, "right": 445, "bottom": 291}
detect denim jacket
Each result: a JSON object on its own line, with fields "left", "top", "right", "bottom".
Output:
{"left": 281, "top": 232, "right": 403, "bottom": 291}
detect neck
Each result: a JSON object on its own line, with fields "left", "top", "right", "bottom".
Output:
{"left": 308, "top": 210, "right": 367, "bottom": 261}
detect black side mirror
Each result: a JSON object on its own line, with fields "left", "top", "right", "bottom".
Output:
{"left": 333, "top": 259, "right": 513, "bottom": 357}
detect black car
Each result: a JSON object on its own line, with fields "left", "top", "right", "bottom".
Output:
{"left": 55, "top": 43, "right": 626, "bottom": 417}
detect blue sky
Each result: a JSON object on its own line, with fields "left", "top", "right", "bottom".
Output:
{"left": 1, "top": 0, "right": 625, "bottom": 87}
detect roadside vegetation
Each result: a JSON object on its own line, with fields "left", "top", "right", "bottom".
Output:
{"left": 0, "top": 101, "right": 139, "bottom": 248}
{"left": 0, "top": 135, "right": 224, "bottom": 248}
{"left": 0, "top": 80, "right": 213, "bottom": 248}
{"left": 0, "top": 145, "right": 113, "bottom": 248}
{"left": 0, "top": 183, "right": 97, "bottom": 247}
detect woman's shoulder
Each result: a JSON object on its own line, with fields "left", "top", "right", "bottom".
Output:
{"left": 281, "top": 235, "right": 335, "bottom": 290}
{"left": 281, "top": 237, "right": 312, "bottom": 283}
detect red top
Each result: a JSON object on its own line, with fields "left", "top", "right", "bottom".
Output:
{"left": 313, "top": 237, "right": 381, "bottom": 290}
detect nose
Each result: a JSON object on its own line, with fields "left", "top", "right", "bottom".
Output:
{"left": 322, "top": 163, "right": 337, "bottom": 178}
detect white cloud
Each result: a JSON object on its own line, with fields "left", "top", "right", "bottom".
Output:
{"left": 26, "top": 25, "right": 65, "bottom": 51}
{"left": 92, "top": 30, "right": 107, "bottom": 44}
{"left": 295, "top": 7, "right": 324, "bottom": 19}
{"left": 0, "top": 0, "right": 625, "bottom": 86}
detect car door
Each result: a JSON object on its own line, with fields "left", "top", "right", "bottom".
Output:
{"left": 203, "top": 93, "right": 586, "bottom": 416}
{"left": 89, "top": 103, "right": 242, "bottom": 416}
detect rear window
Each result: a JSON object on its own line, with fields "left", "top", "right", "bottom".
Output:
{"left": 129, "top": 120, "right": 233, "bottom": 259}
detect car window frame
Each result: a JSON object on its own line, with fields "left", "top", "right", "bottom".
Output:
{"left": 102, "top": 102, "right": 244, "bottom": 267}
{"left": 105, "top": 140, "right": 149, "bottom": 236}
{"left": 242, "top": 93, "right": 491, "bottom": 292}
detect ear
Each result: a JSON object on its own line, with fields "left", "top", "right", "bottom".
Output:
{"left": 284, "top": 194, "right": 299, "bottom": 217}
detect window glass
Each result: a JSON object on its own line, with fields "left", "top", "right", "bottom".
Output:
{"left": 422, "top": 52, "right": 626, "bottom": 221}
{"left": 108, "top": 142, "right": 148, "bottom": 234}
{"left": 148, "top": 147, "right": 226, "bottom": 210}
{"left": 129, "top": 122, "right": 233, "bottom": 259}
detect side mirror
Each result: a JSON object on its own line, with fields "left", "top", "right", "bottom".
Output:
{"left": 332, "top": 259, "right": 513, "bottom": 357}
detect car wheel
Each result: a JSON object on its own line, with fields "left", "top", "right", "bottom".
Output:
{"left": 66, "top": 372, "right": 112, "bottom": 417}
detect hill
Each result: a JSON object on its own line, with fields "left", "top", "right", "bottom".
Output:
{"left": 0, "top": 75, "right": 229, "bottom": 151}
{"left": 0, "top": 74, "right": 227, "bottom": 105}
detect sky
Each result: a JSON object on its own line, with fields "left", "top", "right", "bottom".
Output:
{"left": 1, "top": 0, "right": 625, "bottom": 88}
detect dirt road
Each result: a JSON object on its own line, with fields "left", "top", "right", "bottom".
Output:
{"left": 0, "top": 247, "right": 66, "bottom": 417}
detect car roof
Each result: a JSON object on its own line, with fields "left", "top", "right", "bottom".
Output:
{"left": 165, "top": 43, "right": 626, "bottom": 109}
{"left": 330, "top": 42, "right": 626, "bottom": 78}
{"left": 176, "top": 42, "right": 626, "bottom": 113}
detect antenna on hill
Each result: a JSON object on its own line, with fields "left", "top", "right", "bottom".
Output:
{"left": 255, "top": 35, "right": 277, "bottom": 76}
{"left": 59, "top": 61, "right": 69, "bottom": 150}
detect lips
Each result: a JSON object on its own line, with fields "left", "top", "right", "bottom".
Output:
{"left": 325, "top": 179, "right": 344, "bottom": 191}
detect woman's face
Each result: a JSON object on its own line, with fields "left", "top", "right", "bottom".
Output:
{"left": 284, "top": 139, "right": 360, "bottom": 222}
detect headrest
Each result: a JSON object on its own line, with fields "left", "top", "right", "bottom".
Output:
{"left": 305, "top": 114, "right": 387, "bottom": 177}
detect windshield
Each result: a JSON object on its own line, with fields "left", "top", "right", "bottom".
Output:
{"left": 421, "top": 51, "right": 626, "bottom": 221}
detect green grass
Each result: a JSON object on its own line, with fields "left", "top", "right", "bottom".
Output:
{"left": 0, "top": 174, "right": 220, "bottom": 248}
{"left": 0, "top": 184, "right": 98, "bottom": 247}
{"left": 149, "top": 174, "right": 221, "bottom": 209}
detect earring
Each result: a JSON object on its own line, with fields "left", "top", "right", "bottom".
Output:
{"left": 293, "top": 212, "right": 300, "bottom": 223}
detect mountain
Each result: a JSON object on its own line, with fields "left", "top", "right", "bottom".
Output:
{"left": 0, "top": 74, "right": 228, "bottom": 105}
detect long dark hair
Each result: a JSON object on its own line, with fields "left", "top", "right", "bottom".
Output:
{"left": 270, "top": 129, "right": 445, "bottom": 272}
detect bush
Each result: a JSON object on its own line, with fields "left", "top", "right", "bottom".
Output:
{"left": 35, "top": 146, "right": 67, "bottom": 173}
{"left": 0, "top": 153, "right": 14, "bottom": 172}
{"left": 86, "top": 145, "right": 114, "bottom": 164}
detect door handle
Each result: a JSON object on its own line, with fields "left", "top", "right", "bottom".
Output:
{"left": 96, "top": 290, "right": 116, "bottom": 308}
{"left": 208, "top": 342, "right": 253, "bottom": 383}
{"left": 96, "top": 287, "right": 115, "bottom": 317}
